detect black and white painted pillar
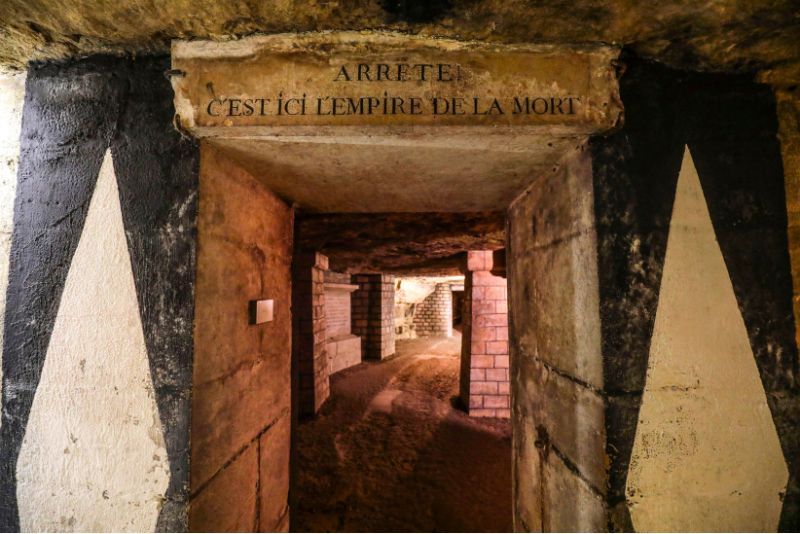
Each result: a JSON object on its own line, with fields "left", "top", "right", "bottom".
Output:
{"left": 508, "top": 55, "right": 799, "bottom": 532}
{"left": 0, "top": 56, "right": 198, "bottom": 532}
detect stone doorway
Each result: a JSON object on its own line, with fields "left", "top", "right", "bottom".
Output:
{"left": 171, "top": 30, "right": 800, "bottom": 534}
{"left": 175, "top": 31, "right": 621, "bottom": 532}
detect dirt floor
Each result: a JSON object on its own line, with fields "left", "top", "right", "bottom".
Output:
{"left": 292, "top": 334, "right": 513, "bottom": 532}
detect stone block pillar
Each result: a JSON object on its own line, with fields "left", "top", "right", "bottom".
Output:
{"left": 292, "top": 251, "right": 329, "bottom": 417}
{"left": 412, "top": 282, "right": 454, "bottom": 337}
{"left": 459, "top": 251, "right": 510, "bottom": 418}
{"left": 352, "top": 274, "right": 396, "bottom": 360}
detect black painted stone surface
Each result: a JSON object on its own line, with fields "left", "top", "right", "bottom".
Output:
{"left": 590, "top": 54, "right": 799, "bottom": 531}
{"left": 0, "top": 56, "right": 198, "bottom": 532}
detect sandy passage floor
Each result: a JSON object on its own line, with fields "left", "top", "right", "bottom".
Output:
{"left": 293, "top": 335, "right": 512, "bottom": 532}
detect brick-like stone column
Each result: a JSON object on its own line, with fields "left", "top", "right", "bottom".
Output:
{"left": 412, "top": 282, "right": 453, "bottom": 337}
{"left": 292, "top": 251, "right": 329, "bottom": 417}
{"left": 460, "top": 251, "right": 510, "bottom": 418}
{"left": 352, "top": 274, "right": 396, "bottom": 360}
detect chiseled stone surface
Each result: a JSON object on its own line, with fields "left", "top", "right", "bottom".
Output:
{"left": 297, "top": 212, "right": 505, "bottom": 274}
{"left": 327, "top": 335, "right": 362, "bottom": 375}
{"left": 508, "top": 148, "right": 609, "bottom": 530}
{"left": 172, "top": 33, "right": 620, "bottom": 133}
{"left": 188, "top": 444, "right": 258, "bottom": 532}
{"left": 512, "top": 406, "right": 543, "bottom": 532}
{"left": 191, "top": 144, "right": 292, "bottom": 530}
{"left": 259, "top": 415, "right": 291, "bottom": 532}
{"left": 508, "top": 147, "right": 603, "bottom": 389}
{"left": 542, "top": 451, "right": 607, "bottom": 532}
{"left": 212, "top": 134, "right": 583, "bottom": 212}
{"left": 169, "top": 33, "right": 621, "bottom": 213}
{"left": 526, "top": 358, "right": 607, "bottom": 493}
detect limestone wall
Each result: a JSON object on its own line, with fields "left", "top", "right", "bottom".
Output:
{"left": 507, "top": 148, "right": 606, "bottom": 530}
{"left": 191, "top": 144, "right": 292, "bottom": 531}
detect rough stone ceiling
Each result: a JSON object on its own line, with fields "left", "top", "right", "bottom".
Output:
{"left": 0, "top": 1, "right": 798, "bottom": 79}
{"left": 295, "top": 212, "right": 505, "bottom": 274}
{"left": 211, "top": 135, "right": 579, "bottom": 213}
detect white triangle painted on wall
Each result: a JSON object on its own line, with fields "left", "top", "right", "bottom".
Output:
{"left": 16, "top": 149, "right": 170, "bottom": 532}
{"left": 625, "top": 146, "right": 788, "bottom": 531}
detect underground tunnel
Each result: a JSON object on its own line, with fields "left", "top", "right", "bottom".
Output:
{"left": 0, "top": 4, "right": 799, "bottom": 533}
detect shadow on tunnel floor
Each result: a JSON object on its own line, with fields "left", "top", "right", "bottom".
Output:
{"left": 292, "top": 336, "right": 512, "bottom": 532}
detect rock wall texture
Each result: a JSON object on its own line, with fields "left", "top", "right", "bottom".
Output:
{"left": 507, "top": 55, "right": 800, "bottom": 531}
{"left": 0, "top": 56, "right": 198, "bottom": 532}
{"left": 509, "top": 145, "right": 605, "bottom": 532}
{"left": 191, "top": 144, "right": 292, "bottom": 532}
{"left": 0, "top": 1, "right": 798, "bottom": 82}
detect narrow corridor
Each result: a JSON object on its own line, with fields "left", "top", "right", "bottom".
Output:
{"left": 293, "top": 334, "right": 512, "bottom": 532}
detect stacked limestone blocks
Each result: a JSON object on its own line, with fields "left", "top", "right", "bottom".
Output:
{"left": 412, "top": 282, "right": 454, "bottom": 337}
{"left": 352, "top": 274, "right": 396, "bottom": 360}
{"left": 460, "top": 251, "right": 510, "bottom": 418}
{"left": 292, "top": 252, "right": 330, "bottom": 417}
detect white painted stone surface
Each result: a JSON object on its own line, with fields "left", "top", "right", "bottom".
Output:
{"left": 0, "top": 71, "right": 26, "bottom": 410}
{"left": 327, "top": 334, "right": 362, "bottom": 375}
{"left": 626, "top": 147, "right": 788, "bottom": 531}
{"left": 16, "top": 150, "right": 170, "bottom": 532}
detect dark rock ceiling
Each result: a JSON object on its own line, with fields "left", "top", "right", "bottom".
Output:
{"left": 295, "top": 212, "right": 506, "bottom": 274}
{"left": 1, "top": 2, "right": 796, "bottom": 272}
{"left": 0, "top": 1, "right": 798, "bottom": 80}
